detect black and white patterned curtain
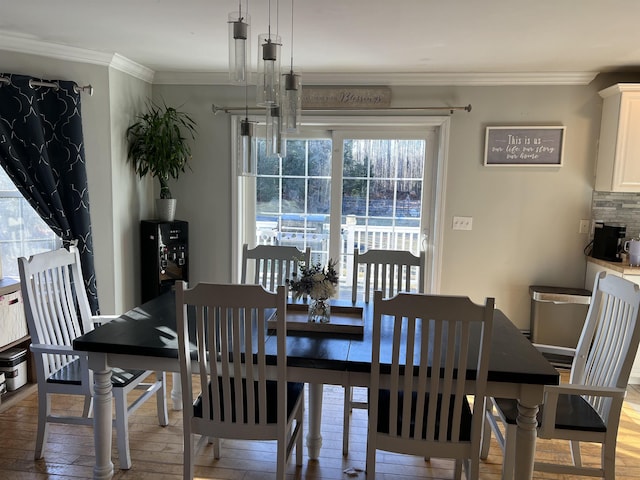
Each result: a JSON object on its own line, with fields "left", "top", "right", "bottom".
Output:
{"left": 0, "top": 73, "right": 99, "bottom": 313}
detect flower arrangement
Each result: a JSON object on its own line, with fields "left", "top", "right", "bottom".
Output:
{"left": 287, "top": 258, "right": 339, "bottom": 300}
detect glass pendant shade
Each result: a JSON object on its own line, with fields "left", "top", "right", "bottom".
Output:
{"left": 282, "top": 71, "right": 302, "bottom": 133}
{"left": 228, "top": 12, "right": 251, "bottom": 85}
{"left": 256, "top": 33, "right": 281, "bottom": 106}
{"left": 238, "top": 119, "right": 257, "bottom": 176}
{"left": 265, "top": 105, "right": 285, "bottom": 158}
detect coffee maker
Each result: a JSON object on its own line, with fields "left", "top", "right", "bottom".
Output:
{"left": 591, "top": 222, "right": 626, "bottom": 262}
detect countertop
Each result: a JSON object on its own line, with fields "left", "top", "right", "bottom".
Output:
{"left": 587, "top": 256, "right": 640, "bottom": 275}
{"left": 0, "top": 277, "right": 20, "bottom": 296}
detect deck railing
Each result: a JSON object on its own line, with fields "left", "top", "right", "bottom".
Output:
{"left": 256, "top": 220, "right": 421, "bottom": 288}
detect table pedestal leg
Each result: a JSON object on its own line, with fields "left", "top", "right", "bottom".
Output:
{"left": 171, "top": 372, "right": 183, "bottom": 410}
{"left": 514, "top": 400, "right": 539, "bottom": 479}
{"left": 92, "top": 368, "right": 114, "bottom": 479}
{"left": 307, "top": 383, "right": 323, "bottom": 460}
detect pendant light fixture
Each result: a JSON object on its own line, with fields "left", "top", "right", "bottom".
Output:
{"left": 265, "top": 105, "right": 285, "bottom": 158}
{"left": 238, "top": 78, "right": 257, "bottom": 176}
{"left": 282, "top": 0, "right": 302, "bottom": 133}
{"left": 256, "top": 0, "right": 281, "bottom": 106}
{"left": 228, "top": 0, "right": 251, "bottom": 85}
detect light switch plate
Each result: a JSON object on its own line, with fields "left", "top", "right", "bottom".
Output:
{"left": 453, "top": 216, "right": 473, "bottom": 231}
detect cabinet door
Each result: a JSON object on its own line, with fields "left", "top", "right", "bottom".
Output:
{"left": 612, "top": 92, "right": 640, "bottom": 191}
{"left": 596, "top": 85, "right": 640, "bottom": 192}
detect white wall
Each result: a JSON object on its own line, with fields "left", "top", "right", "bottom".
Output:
{"left": 107, "top": 68, "right": 152, "bottom": 312}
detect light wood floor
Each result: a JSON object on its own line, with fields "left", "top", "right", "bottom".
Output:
{"left": 1, "top": 375, "right": 640, "bottom": 479}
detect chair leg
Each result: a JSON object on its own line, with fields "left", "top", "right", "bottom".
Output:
{"left": 296, "top": 396, "right": 304, "bottom": 467}
{"left": 155, "top": 371, "right": 169, "bottom": 426}
{"left": 212, "top": 438, "right": 221, "bottom": 459}
{"left": 366, "top": 441, "right": 376, "bottom": 478}
{"left": 113, "top": 388, "right": 132, "bottom": 470}
{"left": 276, "top": 439, "right": 287, "bottom": 480}
{"left": 453, "top": 459, "right": 462, "bottom": 480}
{"left": 480, "top": 398, "right": 492, "bottom": 460}
{"left": 570, "top": 440, "right": 582, "bottom": 466}
{"left": 602, "top": 438, "right": 616, "bottom": 480}
{"left": 82, "top": 394, "right": 92, "bottom": 418}
{"left": 343, "top": 386, "right": 351, "bottom": 456}
{"left": 184, "top": 430, "right": 194, "bottom": 480}
{"left": 34, "top": 390, "right": 51, "bottom": 460}
{"left": 501, "top": 424, "right": 517, "bottom": 480}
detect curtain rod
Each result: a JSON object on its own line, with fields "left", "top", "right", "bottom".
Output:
{"left": 212, "top": 103, "right": 472, "bottom": 115}
{"left": 0, "top": 76, "right": 94, "bottom": 96}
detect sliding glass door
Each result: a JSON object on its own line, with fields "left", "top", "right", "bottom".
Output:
{"left": 235, "top": 116, "right": 448, "bottom": 295}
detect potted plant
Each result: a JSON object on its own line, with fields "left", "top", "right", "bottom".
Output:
{"left": 126, "top": 101, "right": 197, "bottom": 221}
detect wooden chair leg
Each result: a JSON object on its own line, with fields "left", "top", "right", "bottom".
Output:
{"left": 602, "top": 439, "right": 616, "bottom": 480}
{"left": 570, "top": 440, "right": 582, "bottom": 467}
{"left": 113, "top": 388, "right": 132, "bottom": 470}
{"left": 183, "top": 431, "right": 194, "bottom": 480}
{"left": 343, "top": 386, "right": 351, "bottom": 455}
{"left": 155, "top": 371, "right": 169, "bottom": 426}
{"left": 453, "top": 459, "right": 463, "bottom": 480}
{"left": 34, "top": 391, "right": 50, "bottom": 460}
{"left": 82, "top": 394, "right": 92, "bottom": 417}
{"left": 480, "top": 399, "right": 492, "bottom": 460}
{"left": 501, "top": 423, "right": 517, "bottom": 480}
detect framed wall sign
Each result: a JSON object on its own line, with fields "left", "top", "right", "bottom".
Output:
{"left": 484, "top": 126, "right": 565, "bottom": 166}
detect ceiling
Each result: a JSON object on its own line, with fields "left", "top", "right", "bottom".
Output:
{"left": 2, "top": 0, "right": 640, "bottom": 85}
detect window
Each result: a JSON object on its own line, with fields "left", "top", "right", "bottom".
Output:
{"left": 0, "top": 167, "right": 59, "bottom": 278}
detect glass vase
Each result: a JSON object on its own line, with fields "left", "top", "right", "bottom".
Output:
{"left": 308, "top": 297, "right": 331, "bottom": 323}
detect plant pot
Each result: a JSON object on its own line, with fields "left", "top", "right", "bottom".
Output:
{"left": 156, "top": 198, "right": 177, "bottom": 222}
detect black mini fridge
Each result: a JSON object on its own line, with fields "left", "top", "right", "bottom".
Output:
{"left": 140, "top": 220, "right": 188, "bottom": 303}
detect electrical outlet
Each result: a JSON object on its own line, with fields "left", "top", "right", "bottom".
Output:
{"left": 453, "top": 216, "right": 473, "bottom": 231}
{"left": 579, "top": 219, "right": 590, "bottom": 234}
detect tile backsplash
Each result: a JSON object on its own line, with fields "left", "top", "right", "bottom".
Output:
{"left": 592, "top": 191, "right": 640, "bottom": 239}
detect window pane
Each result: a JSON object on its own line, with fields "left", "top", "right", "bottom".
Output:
{"left": 282, "top": 178, "right": 305, "bottom": 213}
{"left": 256, "top": 177, "right": 280, "bottom": 212}
{"left": 0, "top": 168, "right": 59, "bottom": 278}
{"left": 307, "top": 178, "right": 330, "bottom": 214}
{"left": 308, "top": 140, "right": 331, "bottom": 176}
{"left": 283, "top": 140, "right": 306, "bottom": 176}
{"left": 342, "top": 179, "right": 367, "bottom": 216}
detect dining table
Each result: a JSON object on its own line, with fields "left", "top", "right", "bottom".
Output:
{"left": 73, "top": 291, "right": 559, "bottom": 480}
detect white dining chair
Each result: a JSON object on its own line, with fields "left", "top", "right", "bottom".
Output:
{"left": 240, "top": 243, "right": 311, "bottom": 292}
{"left": 481, "top": 272, "right": 640, "bottom": 480}
{"left": 18, "top": 246, "right": 168, "bottom": 470}
{"left": 366, "top": 291, "right": 494, "bottom": 479}
{"left": 175, "top": 282, "right": 304, "bottom": 480}
{"left": 344, "top": 247, "right": 425, "bottom": 455}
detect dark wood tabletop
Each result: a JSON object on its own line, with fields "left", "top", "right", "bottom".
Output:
{"left": 74, "top": 292, "right": 559, "bottom": 386}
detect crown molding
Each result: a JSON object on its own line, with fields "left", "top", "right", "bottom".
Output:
{"left": 154, "top": 70, "right": 598, "bottom": 86}
{"left": 109, "top": 54, "right": 154, "bottom": 83}
{"left": 0, "top": 33, "right": 154, "bottom": 83}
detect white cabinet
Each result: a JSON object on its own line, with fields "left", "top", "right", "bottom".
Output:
{"left": 585, "top": 259, "right": 640, "bottom": 383}
{"left": 595, "top": 84, "right": 640, "bottom": 192}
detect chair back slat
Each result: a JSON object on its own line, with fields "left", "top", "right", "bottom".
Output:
{"left": 241, "top": 244, "right": 311, "bottom": 293}
{"left": 19, "top": 247, "right": 93, "bottom": 379}
{"left": 571, "top": 272, "right": 640, "bottom": 420}
{"left": 369, "top": 291, "right": 493, "bottom": 452}
{"left": 352, "top": 248, "right": 425, "bottom": 303}
{"left": 177, "top": 282, "right": 287, "bottom": 430}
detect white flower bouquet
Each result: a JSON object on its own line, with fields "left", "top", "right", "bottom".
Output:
{"left": 286, "top": 258, "right": 339, "bottom": 300}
